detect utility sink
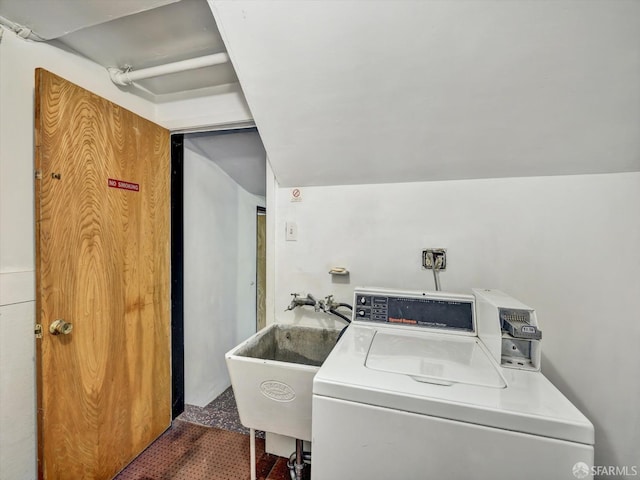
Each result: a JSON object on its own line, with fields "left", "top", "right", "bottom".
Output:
{"left": 226, "top": 324, "right": 339, "bottom": 441}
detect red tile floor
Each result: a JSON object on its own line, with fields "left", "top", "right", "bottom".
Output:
{"left": 115, "top": 419, "right": 301, "bottom": 480}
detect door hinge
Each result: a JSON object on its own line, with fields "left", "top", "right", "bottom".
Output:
{"left": 35, "top": 170, "right": 42, "bottom": 180}
{"left": 35, "top": 324, "right": 43, "bottom": 338}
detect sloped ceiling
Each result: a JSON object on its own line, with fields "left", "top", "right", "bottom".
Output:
{"left": 211, "top": 1, "right": 640, "bottom": 187}
{"left": 185, "top": 129, "right": 266, "bottom": 197}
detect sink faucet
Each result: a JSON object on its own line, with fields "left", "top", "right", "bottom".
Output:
{"left": 286, "top": 293, "right": 320, "bottom": 311}
{"left": 322, "top": 295, "right": 338, "bottom": 312}
{"left": 285, "top": 292, "right": 353, "bottom": 337}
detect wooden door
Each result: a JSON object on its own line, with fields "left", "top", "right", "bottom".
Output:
{"left": 34, "top": 69, "right": 171, "bottom": 480}
{"left": 256, "top": 209, "right": 266, "bottom": 331}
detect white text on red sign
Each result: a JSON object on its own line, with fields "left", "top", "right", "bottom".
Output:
{"left": 108, "top": 178, "right": 140, "bottom": 192}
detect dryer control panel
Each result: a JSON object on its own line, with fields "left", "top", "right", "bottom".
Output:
{"left": 353, "top": 288, "right": 475, "bottom": 334}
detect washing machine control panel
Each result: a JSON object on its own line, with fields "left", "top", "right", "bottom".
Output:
{"left": 354, "top": 289, "right": 475, "bottom": 333}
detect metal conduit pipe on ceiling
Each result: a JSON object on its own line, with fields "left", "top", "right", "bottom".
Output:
{"left": 0, "top": 15, "right": 46, "bottom": 41}
{"left": 108, "top": 52, "right": 230, "bottom": 86}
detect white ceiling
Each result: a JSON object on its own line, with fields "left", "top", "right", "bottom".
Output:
{"left": 185, "top": 130, "right": 266, "bottom": 197}
{"left": 211, "top": 1, "right": 640, "bottom": 187}
{"left": 0, "top": 0, "right": 237, "bottom": 98}
{"left": 0, "top": 0, "right": 179, "bottom": 39}
{"left": 52, "top": 0, "right": 237, "bottom": 96}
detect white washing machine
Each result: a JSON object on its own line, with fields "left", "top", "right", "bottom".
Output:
{"left": 312, "top": 288, "right": 594, "bottom": 480}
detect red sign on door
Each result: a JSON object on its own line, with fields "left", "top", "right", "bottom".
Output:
{"left": 108, "top": 178, "right": 139, "bottom": 192}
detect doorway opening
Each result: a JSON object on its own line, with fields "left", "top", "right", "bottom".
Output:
{"left": 171, "top": 127, "right": 267, "bottom": 419}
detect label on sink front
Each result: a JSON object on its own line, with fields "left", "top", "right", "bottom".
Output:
{"left": 260, "top": 380, "right": 296, "bottom": 402}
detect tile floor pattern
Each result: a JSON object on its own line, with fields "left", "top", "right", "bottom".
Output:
{"left": 114, "top": 419, "right": 296, "bottom": 480}
{"left": 179, "top": 387, "right": 265, "bottom": 439}
{"left": 115, "top": 388, "right": 309, "bottom": 479}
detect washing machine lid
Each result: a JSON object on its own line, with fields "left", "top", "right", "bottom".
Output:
{"left": 314, "top": 324, "right": 594, "bottom": 445}
{"left": 366, "top": 330, "right": 506, "bottom": 389}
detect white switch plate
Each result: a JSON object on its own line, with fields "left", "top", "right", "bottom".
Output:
{"left": 285, "top": 222, "right": 298, "bottom": 241}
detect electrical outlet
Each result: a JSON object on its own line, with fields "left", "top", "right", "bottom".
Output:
{"left": 422, "top": 249, "right": 446, "bottom": 270}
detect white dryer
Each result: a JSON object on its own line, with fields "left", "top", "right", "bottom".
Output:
{"left": 311, "top": 288, "right": 594, "bottom": 480}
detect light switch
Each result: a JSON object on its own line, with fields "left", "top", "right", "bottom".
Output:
{"left": 285, "top": 222, "right": 298, "bottom": 241}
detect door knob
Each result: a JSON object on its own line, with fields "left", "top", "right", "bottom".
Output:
{"left": 49, "top": 319, "right": 73, "bottom": 335}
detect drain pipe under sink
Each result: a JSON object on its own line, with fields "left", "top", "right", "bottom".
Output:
{"left": 288, "top": 439, "right": 310, "bottom": 480}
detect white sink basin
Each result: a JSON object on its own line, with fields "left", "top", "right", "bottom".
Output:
{"left": 225, "top": 324, "right": 339, "bottom": 441}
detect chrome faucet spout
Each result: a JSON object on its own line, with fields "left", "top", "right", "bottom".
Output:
{"left": 286, "top": 293, "right": 319, "bottom": 311}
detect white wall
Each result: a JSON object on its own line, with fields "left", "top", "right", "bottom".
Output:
{"left": 0, "top": 300, "right": 35, "bottom": 480}
{"left": 272, "top": 172, "right": 640, "bottom": 474}
{"left": 183, "top": 144, "right": 265, "bottom": 407}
